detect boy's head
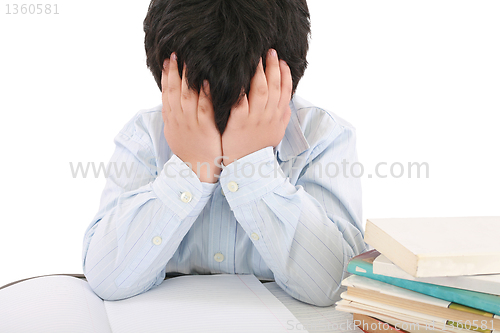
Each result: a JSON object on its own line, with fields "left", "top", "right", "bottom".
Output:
{"left": 144, "top": 0, "right": 310, "bottom": 135}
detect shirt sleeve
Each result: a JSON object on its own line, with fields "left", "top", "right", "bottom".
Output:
{"left": 82, "top": 113, "right": 217, "bottom": 301}
{"left": 219, "top": 124, "right": 367, "bottom": 306}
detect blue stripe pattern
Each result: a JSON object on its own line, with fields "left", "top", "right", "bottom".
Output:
{"left": 82, "top": 95, "right": 367, "bottom": 306}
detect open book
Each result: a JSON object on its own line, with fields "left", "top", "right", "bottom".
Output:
{"left": 0, "top": 274, "right": 305, "bottom": 332}
{"left": 0, "top": 273, "right": 360, "bottom": 333}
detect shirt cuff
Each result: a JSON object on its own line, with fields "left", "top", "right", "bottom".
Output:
{"left": 219, "top": 146, "right": 286, "bottom": 208}
{"left": 152, "top": 154, "right": 217, "bottom": 220}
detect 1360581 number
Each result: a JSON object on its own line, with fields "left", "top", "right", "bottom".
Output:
{"left": 6, "top": 4, "right": 59, "bottom": 14}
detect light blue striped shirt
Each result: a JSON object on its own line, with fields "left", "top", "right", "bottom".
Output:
{"left": 82, "top": 95, "right": 366, "bottom": 306}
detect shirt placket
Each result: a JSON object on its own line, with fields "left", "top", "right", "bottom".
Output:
{"left": 208, "top": 183, "right": 236, "bottom": 274}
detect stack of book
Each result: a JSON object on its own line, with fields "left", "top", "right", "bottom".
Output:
{"left": 335, "top": 216, "right": 500, "bottom": 333}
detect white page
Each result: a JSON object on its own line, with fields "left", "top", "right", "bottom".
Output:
{"left": 264, "top": 282, "right": 362, "bottom": 333}
{"left": 0, "top": 276, "right": 111, "bottom": 333}
{"left": 103, "top": 274, "right": 307, "bottom": 333}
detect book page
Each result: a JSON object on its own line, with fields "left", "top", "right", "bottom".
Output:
{"left": 265, "top": 282, "right": 363, "bottom": 333}
{"left": 0, "top": 275, "right": 111, "bottom": 333}
{"left": 103, "top": 274, "right": 307, "bottom": 333}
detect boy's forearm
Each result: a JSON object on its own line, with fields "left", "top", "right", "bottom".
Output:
{"left": 220, "top": 142, "right": 365, "bottom": 306}
{"left": 82, "top": 154, "right": 217, "bottom": 301}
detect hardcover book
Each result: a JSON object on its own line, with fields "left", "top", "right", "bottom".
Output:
{"left": 364, "top": 217, "right": 500, "bottom": 277}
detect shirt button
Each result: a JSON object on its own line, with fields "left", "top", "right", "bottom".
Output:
{"left": 251, "top": 233, "right": 260, "bottom": 241}
{"left": 180, "top": 191, "right": 192, "bottom": 203}
{"left": 214, "top": 253, "right": 225, "bottom": 262}
{"left": 152, "top": 236, "right": 162, "bottom": 245}
{"left": 227, "top": 181, "right": 238, "bottom": 192}
{"left": 221, "top": 187, "right": 225, "bottom": 197}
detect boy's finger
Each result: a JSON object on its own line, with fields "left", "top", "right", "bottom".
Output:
{"left": 167, "top": 53, "right": 182, "bottom": 115}
{"left": 197, "top": 80, "right": 214, "bottom": 126}
{"left": 161, "top": 59, "right": 171, "bottom": 118}
{"left": 278, "top": 60, "right": 293, "bottom": 114}
{"left": 228, "top": 93, "right": 249, "bottom": 129}
{"left": 264, "top": 49, "right": 281, "bottom": 111}
{"left": 180, "top": 64, "right": 198, "bottom": 121}
{"left": 247, "top": 58, "right": 268, "bottom": 117}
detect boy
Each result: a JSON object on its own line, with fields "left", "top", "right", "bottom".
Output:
{"left": 82, "top": 0, "right": 366, "bottom": 306}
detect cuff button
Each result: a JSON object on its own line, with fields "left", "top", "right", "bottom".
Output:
{"left": 180, "top": 191, "right": 193, "bottom": 203}
{"left": 227, "top": 181, "right": 238, "bottom": 192}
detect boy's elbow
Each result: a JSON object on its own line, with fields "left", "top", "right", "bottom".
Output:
{"left": 84, "top": 265, "right": 162, "bottom": 302}
{"left": 291, "top": 289, "right": 336, "bottom": 307}
{"left": 97, "top": 291, "right": 136, "bottom": 302}
{"left": 84, "top": 273, "right": 142, "bottom": 302}
{"left": 318, "top": 279, "right": 344, "bottom": 307}
{"left": 312, "top": 258, "right": 349, "bottom": 307}
{"left": 309, "top": 295, "right": 336, "bottom": 307}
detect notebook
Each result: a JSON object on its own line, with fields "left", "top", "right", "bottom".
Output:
{"left": 0, "top": 274, "right": 307, "bottom": 332}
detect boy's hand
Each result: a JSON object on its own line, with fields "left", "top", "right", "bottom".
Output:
{"left": 161, "top": 53, "right": 222, "bottom": 183}
{"left": 221, "top": 49, "right": 292, "bottom": 166}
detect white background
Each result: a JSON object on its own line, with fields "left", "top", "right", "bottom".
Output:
{"left": 0, "top": 1, "right": 499, "bottom": 287}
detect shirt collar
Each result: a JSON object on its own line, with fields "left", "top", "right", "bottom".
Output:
{"left": 273, "top": 96, "right": 310, "bottom": 161}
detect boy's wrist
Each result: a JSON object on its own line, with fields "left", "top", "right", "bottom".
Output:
{"left": 198, "top": 165, "right": 221, "bottom": 184}
{"left": 182, "top": 159, "right": 221, "bottom": 184}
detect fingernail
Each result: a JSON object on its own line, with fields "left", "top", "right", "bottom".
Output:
{"left": 269, "top": 49, "right": 277, "bottom": 58}
{"left": 203, "top": 80, "right": 209, "bottom": 88}
{"left": 163, "top": 59, "right": 170, "bottom": 69}
{"left": 171, "top": 52, "right": 177, "bottom": 61}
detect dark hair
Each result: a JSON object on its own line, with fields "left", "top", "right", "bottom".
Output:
{"left": 144, "top": 0, "right": 310, "bottom": 135}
